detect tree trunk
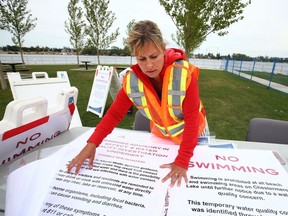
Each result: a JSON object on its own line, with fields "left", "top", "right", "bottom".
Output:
{"left": 20, "top": 49, "right": 25, "bottom": 64}
{"left": 96, "top": 49, "right": 101, "bottom": 65}
{"left": 76, "top": 51, "right": 80, "bottom": 65}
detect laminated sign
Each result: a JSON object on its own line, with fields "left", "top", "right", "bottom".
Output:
{"left": 0, "top": 87, "right": 78, "bottom": 165}
{"left": 87, "top": 65, "right": 113, "bottom": 117}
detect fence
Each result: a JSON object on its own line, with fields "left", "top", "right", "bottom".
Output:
{"left": 221, "top": 58, "right": 288, "bottom": 93}
{"left": 0, "top": 54, "right": 223, "bottom": 69}
{"left": 222, "top": 59, "right": 288, "bottom": 75}
{"left": 2, "top": 53, "right": 287, "bottom": 94}
{"left": 0, "top": 54, "right": 135, "bottom": 65}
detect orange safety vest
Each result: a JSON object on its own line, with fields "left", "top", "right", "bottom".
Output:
{"left": 123, "top": 60, "right": 206, "bottom": 144}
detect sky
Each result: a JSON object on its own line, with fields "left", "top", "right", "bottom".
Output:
{"left": 0, "top": 0, "right": 288, "bottom": 57}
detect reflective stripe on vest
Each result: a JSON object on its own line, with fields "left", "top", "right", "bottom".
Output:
{"left": 167, "top": 60, "right": 190, "bottom": 122}
{"left": 154, "top": 121, "right": 185, "bottom": 137}
{"left": 126, "top": 72, "right": 153, "bottom": 119}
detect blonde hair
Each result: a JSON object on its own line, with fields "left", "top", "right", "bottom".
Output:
{"left": 127, "top": 20, "right": 166, "bottom": 55}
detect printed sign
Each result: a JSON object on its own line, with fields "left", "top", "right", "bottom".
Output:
{"left": 87, "top": 66, "right": 113, "bottom": 117}
{"left": 0, "top": 88, "right": 78, "bottom": 164}
{"left": 5, "top": 129, "right": 288, "bottom": 216}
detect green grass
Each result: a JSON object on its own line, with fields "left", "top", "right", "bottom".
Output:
{"left": 1, "top": 65, "right": 288, "bottom": 141}
{"left": 198, "top": 70, "right": 288, "bottom": 140}
{"left": 237, "top": 70, "right": 288, "bottom": 86}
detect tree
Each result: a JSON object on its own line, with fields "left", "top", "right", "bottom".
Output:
{"left": 122, "top": 19, "right": 136, "bottom": 61}
{"left": 65, "top": 0, "right": 86, "bottom": 65}
{"left": 0, "top": 0, "right": 37, "bottom": 64}
{"left": 82, "top": 0, "right": 119, "bottom": 64}
{"left": 159, "top": 0, "right": 251, "bottom": 57}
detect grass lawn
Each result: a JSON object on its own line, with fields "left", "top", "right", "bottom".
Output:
{"left": 237, "top": 70, "right": 288, "bottom": 86}
{"left": 1, "top": 64, "right": 287, "bottom": 141}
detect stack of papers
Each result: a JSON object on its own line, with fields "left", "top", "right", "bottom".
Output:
{"left": 5, "top": 128, "right": 288, "bottom": 216}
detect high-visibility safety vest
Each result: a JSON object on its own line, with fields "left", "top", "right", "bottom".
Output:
{"left": 123, "top": 60, "right": 206, "bottom": 144}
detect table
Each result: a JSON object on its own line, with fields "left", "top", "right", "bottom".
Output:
{"left": 81, "top": 61, "right": 91, "bottom": 70}
{"left": 0, "top": 127, "right": 288, "bottom": 215}
{"left": 1, "top": 62, "right": 23, "bottom": 72}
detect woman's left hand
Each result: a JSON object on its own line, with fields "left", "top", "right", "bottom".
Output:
{"left": 160, "top": 163, "right": 188, "bottom": 187}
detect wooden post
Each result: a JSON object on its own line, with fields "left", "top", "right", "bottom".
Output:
{"left": 0, "top": 63, "right": 8, "bottom": 90}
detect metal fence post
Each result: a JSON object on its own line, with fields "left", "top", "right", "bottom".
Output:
{"left": 224, "top": 58, "right": 229, "bottom": 71}
{"left": 239, "top": 60, "right": 243, "bottom": 76}
{"left": 250, "top": 59, "right": 256, "bottom": 80}
{"left": 232, "top": 59, "right": 235, "bottom": 74}
{"left": 268, "top": 61, "right": 276, "bottom": 89}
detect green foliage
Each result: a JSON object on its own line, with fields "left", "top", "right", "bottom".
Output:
{"left": 65, "top": 0, "right": 86, "bottom": 65}
{"left": 159, "top": 0, "right": 251, "bottom": 57}
{"left": 232, "top": 53, "right": 254, "bottom": 61}
{"left": 82, "top": 0, "right": 120, "bottom": 64}
{"left": 0, "top": 0, "right": 37, "bottom": 63}
{"left": 122, "top": 19, "right": 136, "bottom": 55}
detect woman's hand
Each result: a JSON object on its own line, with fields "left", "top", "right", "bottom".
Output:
{"left": 67, "top": 142, "right": 97, "bottom": 174}
{"left": 160, "top": 163, "right": 188, "bottom": 187}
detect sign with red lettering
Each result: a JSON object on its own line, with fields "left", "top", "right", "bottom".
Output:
{"left": 167, "top": 148, "right": 288, "bottom": 215}
{"left": 0, "top": 87, "right": 78, "bottom": 164}
{"left": 0, "top": 111, "right": 71, "bottom": 165}
{"left": 4, "top": 129, "right": 288, "bottom": 216}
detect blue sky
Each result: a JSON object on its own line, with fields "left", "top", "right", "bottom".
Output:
{"left": 0, "top": 0, "right": 287, "bottom": 57}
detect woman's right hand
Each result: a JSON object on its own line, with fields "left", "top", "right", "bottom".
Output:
{"left": 66, "top": 142, "right": 97, "bottom": 174}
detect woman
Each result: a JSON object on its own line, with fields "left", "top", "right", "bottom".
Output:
{"left": 67, "top": 20, "right": 207, "bottom": 187}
